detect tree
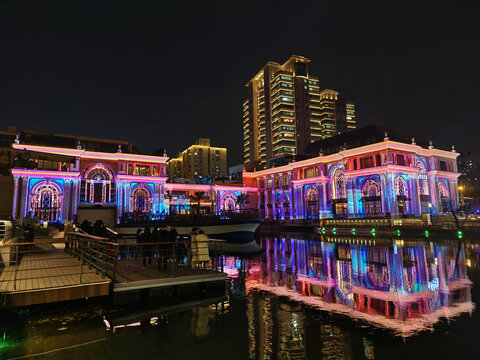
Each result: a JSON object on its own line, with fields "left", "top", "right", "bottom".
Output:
{"left": 189, "top": 191, "right": 207, "bottom": 215}
{"left": 235, "top": 193, "right": 249, "bottom": 211}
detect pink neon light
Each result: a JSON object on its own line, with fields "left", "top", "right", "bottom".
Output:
{"left": 244, "top": 140, "right": 458, "bottom": 178}
{"left": 291, "top": 175, "right": 328, "bottom": 185}
{"left": 117, "top": 175, "right": 168, "bottom": 183}
{"left": 164, "top": 183, "right": 212, "bottom": 191}
{"left": 344, "top": 165, "right": 420, "bottom": 178}
{"left": 11, "top": 168, "right": 80, "bottom": 179}
{"left": 12, "top": 144, "right": 168, "bottom": 163}
{"left": 428, "top": 170, "right": 460, "bottom": 180}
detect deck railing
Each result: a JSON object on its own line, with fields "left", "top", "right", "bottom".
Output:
{"left": 0, "top": 236, "right": 110, "bottom": 292}
{"left": 0, "top": 232, "right": 226, "bottom": 294}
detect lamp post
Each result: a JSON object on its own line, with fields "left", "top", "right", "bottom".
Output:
{"left": 458, "top": 185, "right": 464, "bottom": 207}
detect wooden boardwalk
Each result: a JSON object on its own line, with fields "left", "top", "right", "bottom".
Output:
{"left": 0, "top": 247, "right": 110, "bottom": 307}
{"left": 113, "top": 258, "right": 227, "bottom": 292}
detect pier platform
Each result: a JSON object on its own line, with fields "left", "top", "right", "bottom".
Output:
{"left": 0, "top": 246, "right": 110, "bottom": 307}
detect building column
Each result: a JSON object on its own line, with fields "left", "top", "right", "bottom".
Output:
{"left": 62, "top": 180, "right": 70, "bottom": 223}
{"left": 410, "top": 176, "right": 421, "bottom": 216}
{"left": 19, "top": 177, "right": 29, "bottom": 220}
{"left": 256, "top": 178, "right": 261, "bottom": 213}
{"left": 271, "top": 181, "right": 276, "bottom": 220}
{"left": 12, "top": 177, "right": 19, "bottom": 219}
{"left": 448, "top": 180, "right": 459, "bottom": 210}
{"left": 414, "top": 175, "right": 423, "bottom": 214}
{"left": 263, "top": 176, "right": 268, "bottom": 219}
{"left": 280, "top": 175, "right": 284, "bottom": 220}
{"left": 124, "top": 182, "right": 131, "bottom": 213}
{"left": 380, "top": 174, "right": 390, "bottom": 215}
{"left": 428, "top": 174, "right": 438, "bottom": 212}
{"left": 316, "top": 182, "right": 322, "bottom": 219}
{"left": 346, "top": 177, "right": 355, "bottom": 215}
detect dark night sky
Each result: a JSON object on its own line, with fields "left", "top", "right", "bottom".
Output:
{"left": 1, "top": 1, "right": 479, "bottom": 165}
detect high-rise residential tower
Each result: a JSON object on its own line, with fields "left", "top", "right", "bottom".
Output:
{"left": 166, "top": 138, "right": 227, "bottom": 181}
{"left": 243, "top": 55, "right": 356, "bottom": 167}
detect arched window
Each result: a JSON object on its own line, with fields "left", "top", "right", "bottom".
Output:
{"left": 305, "top": 185, "right": 319, "bottom": 219}
{"left": 395, "top": 176, "right": 409, "bottom": 214}
{"left": 332, "top": 169, "right": 346, "bottom": 200}
{"left": 395, "top": 176, "right": 408, "bottom": 197}
{"left": 30, "top": 182, "right": 62, "bottom": 222}
{"left": 81, "top": 165, "right": 115, "bottom": 203}
{"left": 416, "top": 160, "right": 429, "bottom": 195}
{"left": 361, "top": 180, "right": 382, "bottom": 216}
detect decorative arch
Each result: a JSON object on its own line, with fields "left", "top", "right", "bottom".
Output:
{"left": 395, "top": 176, "right": 410, "bottom": 214}
{"left": 220, "top": 192, "right": 238, "bottom": 211}
{"left": 81, "top": 164, "right": 116, "bottom": 203}
{"left": 361, "top": 179, "right": 382, "bottom": 216}
{"left": 332, "top": 168, "right": 346, "bottom": 200}
{"left": 130, "top": 184, "right": 153, "bottom": 213}
{"left": 416, "top": 160, "right": 429, "bottom": 195}
{"left": 415, "top": 160, "right": 426, "bottom": 172}
{"left": 29, "top": 180, "right": 63, "bottom": 222}
{"left": 395, "top": 176, "right": 408, "bottom": 197}
{"left": 305, "top": 185, "right": 319, "bottom": 219}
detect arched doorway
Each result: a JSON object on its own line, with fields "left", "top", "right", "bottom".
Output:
{"left": 30, "top": 182, "right": 62, "bottom": 222}
{"left": 221, "top": 192, "right": 238, "bottom": 212}
{"left": 361, "top": 180, "right": 382, "bottom": 216}
{"left": 395, "top": 176, "right": 409, "bottom": 215}
{"left": 82, "top": 165, "right": 115, "bottom": 203}
{"left": 131, "top": 186, "right": 152, "bottom": 213}
{"left": 305, "top": 185, "right": 319, "bottom": 219}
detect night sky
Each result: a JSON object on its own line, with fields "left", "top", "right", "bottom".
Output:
{"left": 1, "top": 1, "right": 479, "bottom": 165}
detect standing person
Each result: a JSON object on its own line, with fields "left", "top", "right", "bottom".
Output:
{"left": 63, "top": 220, "right": 73, "bottom": 252}
{"left": 195, "top": 230, "right": 210, "bottom": 269}
{"left": 142, "top": 227, "right": 153, "bottom": 268}
{"left": 158, "top": 226, "right": 169, "bottom": 270}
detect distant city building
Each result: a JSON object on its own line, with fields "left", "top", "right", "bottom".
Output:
{"left": 243, "top": 55, "right": 356, "bottom": 168}
{"left": 457, "top": 151, "right": 480, "bottom": 197}
{"left": 166, "top": 138, "right": 227, "bottom": 181}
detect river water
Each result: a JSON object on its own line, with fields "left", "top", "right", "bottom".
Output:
{"left": 1, "top": 234, "right": 479, "bottom": 360}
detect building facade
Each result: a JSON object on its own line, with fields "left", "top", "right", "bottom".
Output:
{"left": 243, "top": 139, "right": 460, "bottom": 219}
{"left": 166, "top": 138, "right": 227, "bottom": 181}
{"left": 9, "top": 136, "right": 459, "bottom": 224}
{"left": 243, "top": 55, "right": 356, "bottom": 167}
{"left": 10, "top": 143, "right": 249, "bottom": 225}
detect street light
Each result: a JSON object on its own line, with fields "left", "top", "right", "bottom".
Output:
{"left": 458, "top": 185, "right": 465, "bottom": 207}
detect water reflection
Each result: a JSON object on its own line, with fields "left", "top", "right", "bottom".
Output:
{"left": 237, "top": 236, "right": 473, "bottom": 339}
{"left": 1, "top": 236, "right": 477, "bottom": 360}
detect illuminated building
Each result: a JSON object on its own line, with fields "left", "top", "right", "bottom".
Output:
{"left": 166, "top": 138, "right": 227, "bottom": 181}
{"left": 243, "top": 126, "right": 461, "bottom": 219}
{"left": 9, "top": 142, "right": 253, "bottom": 225}
{"left": 243, "top": 55, "right": 356, "bottom": 167}
{"left": 8, "top": 126, "right": 460, "bottom": 224}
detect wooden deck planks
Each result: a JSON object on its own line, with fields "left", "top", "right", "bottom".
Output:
{"left": 0, "top": 248, "right": 110, "bottom": 294}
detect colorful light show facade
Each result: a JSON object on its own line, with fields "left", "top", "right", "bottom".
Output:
{"left": 243, "top": 140, "right": 461, "bottom": 219}
{"left": 10, "top": 138, "right": 460, "bottom": 224}
{"left": 10, "top": 144, "right": 254, "bottom": 224}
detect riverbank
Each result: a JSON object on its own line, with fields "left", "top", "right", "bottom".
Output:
{"left": 257, "top": 218, "right": 480, "bottom": 239}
